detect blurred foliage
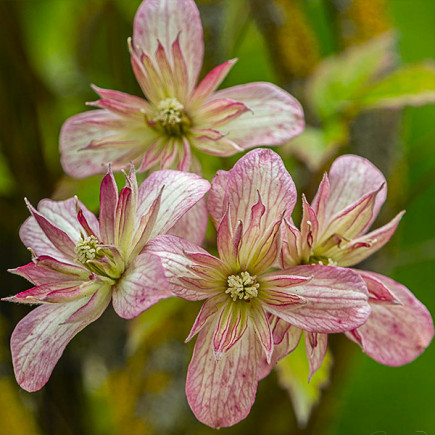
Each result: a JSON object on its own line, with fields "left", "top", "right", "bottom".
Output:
{"left": 0, "top": 0, "right": 434, "bottom": 434}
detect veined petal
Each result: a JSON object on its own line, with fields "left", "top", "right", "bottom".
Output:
{"left": 300, "top": 195, "right": 319, "bottom": 260}
{"left": 346, "top": 271, "right": 433, "bottom": 366}
{"left": 335, "top": 211, "right": 405, "bottom": 267}
{"left": 168, "top": 197, "right": 208, "bottom": 245}
{"left": 38, "top": 197, "right": 99, "bottom": 242}
{"left": 194, "top": 98, "right": 250, "bottom": 127}
{"left": 91, "top": 85, "right": 152, "bottom": 111}
{"left": 319, "top": 154, "right": 387, "bottom": 230}
{"left": 208, "top": 148, "right": 297, "bottom": 229}
{"left": 262, "top": 265, "right": 370, "bottom": 333}
{"left": 311, "top": 173, "right": 329, "bottom": 225}
{"left": 145, "top": 235, "right": 226, "bottom": 300}
{"left": 249, "top": 300, "right": 273, "bottom": 363}
{"left": 305, "top": 332, "right": 328, "bottom": 380}
{"left": 317, "top": 186, "right": 384, "bottom": 249}
{"left": 136, "top": 169, "right": 210, "bottom": 240}
{"left": 186, "top": 322, "right": 261, "bottom": 428}
{"left": 213, "top": 300, "right": 249, "bottom": 358}
{"left": 3, "top": 281, "right": 90, "bottom": 304}
{"left": 9, "top": 256, "right": 89, "bottom": 285}
{"left": 189, "top": 132, "right": 242, "bottom": 157}
{"left": 99, "top": 168, "right": 118, "bottom": 244}
{"left": 258, "top": 322, "right": 302, "bottom": 380}
{"left": 216, "top": 209, "right": 242, "bottom": 268}
{"left": 186, "top": 293, "right": 227, "bottom": 342}
{"left": 191, "top": 59, "right": 238, "bottom": 103}
{"left": 25, "top": 200, "right": 76, "bottom": 260}
{"left": 10, "top": 292, "right": 109, "bottom": 392}
{"left": 133, "top": 0, "right": 203, "bottom": 92}
{"left": 60, "top": 110, "right": 156, "bottom": 178}
{"left": 281, "top": 219, "right": 302, "bottom": 268}
{"left": 209, "top": 82, "right": 304, "bottom": 150}
{"left": 112, "top": 253, "right": 170, "bottom": 319}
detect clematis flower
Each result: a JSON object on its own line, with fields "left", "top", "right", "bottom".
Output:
{"left": 275, "top": 154, "right": 433, "bottom": 376}
{"left": 3, "top": 166, "right": 210, "bottom": 392}
{"left": 60, "top": 0, "right": 304, "bottom": 178}
{"left": 146, "top": 149, "right": 370, "bottom": 428}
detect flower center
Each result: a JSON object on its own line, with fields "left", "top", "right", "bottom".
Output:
{"left": 226, "top": 271, "right": 260, "bottom": 302}
{"left": 154, "top": 97, "right": 190, "bottom": 136}
{"left": 75, "top": 235, "right": 103, "bottom": 265}
{"left": 307, "top": 255, "right": 337, "bottom": 266}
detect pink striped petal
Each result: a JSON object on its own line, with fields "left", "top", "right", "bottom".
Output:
{"left": 305, "top": 332, "right": 328, "bottom": 380}
{"left": 25, "top": 200, "right": 76, "bottom": 260}
{"left": 209, "top": 82, "right": 304, "bottom": 150}
{"left": 191, "top": 59, "right": 237, "bottom": 103}
{"left": 60, "top": 110, "right": 156, "bottom": 178}
{"left": 99, "top": 169, "right": 118, "bottom": 244}
{"left": 317, "top": 154, "right": 387, "bottom": 229}
{"left": 168, "top": 197, "right": 208, "bottom": 245}
{"left": 145, "top": 235, "right": 225, "bottom": 300}
{"left": 300, "top": 195, "right": 319, "bottom": 260}
{"left": 190, "top": 133, "right": 242, "bottom": 157}
{"left": 112, "top": 253, "right": 170, "bottom": 319}
{"left": 281, "top": 219, "right": 302, "bottom": 268}
{"left": 208, "top": 148, "right": 297, "bottom": 229}
{"left": 136, "top": 169, "right": 210, "bottom": 240}
{"left": 186, "top": 293, "right": 227, "bottom": 342}
{"left": 262, "top": 265, "right": 370, "bottom": 333}
{"left": 346, "top": 271, "right": 433, "bottom": 366}
{"left": 133, "top": 0, "right": 203, "bottom": 92}
{"left": 186, "top": 322, "right": 261, "bottom": 428}
{"left": 10, "top": 290, "right": 110, "bottom": 392}
{"left": 250, "top": 301, "right": 274, "bottom": 362}
{"left": 9, "top": 256, "right": 89, "bottom": 285}
{"left": 335, "top": 211, "right": 405, "bottom": 267}
{"left": 258, "top": 322, "right": 302, "bottom": 380}
{"left": 195, "top": 98, "right": 250, "bottom": 127}
{"left": 213, "top": 301, "right": 249, "bottom": 358}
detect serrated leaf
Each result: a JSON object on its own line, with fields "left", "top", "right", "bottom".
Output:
{"left": 357, "top": 62, "right": 435, "bottom": 109}
{"left": 307, "top": 33, "right": 395, "bottom": 120}
{"left": 275, "top": 337, "right": 333, "bottom": 427}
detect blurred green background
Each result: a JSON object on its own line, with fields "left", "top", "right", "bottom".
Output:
{"left": 0, "top": 0, "right": 434, "bottom": 434}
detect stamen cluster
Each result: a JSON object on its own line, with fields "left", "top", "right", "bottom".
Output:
{"left": 74, "top": 235, "right": 103, "bottom": 264}
{"left": 226, "top": 271, "right": 260, "bottom": 301}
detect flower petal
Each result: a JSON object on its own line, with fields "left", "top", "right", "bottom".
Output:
{"left": 262, "top": 265, "right": 370, "bottom": 333}
{"left": 189, "top": 132, "right": 243, "bottom": 157}
{"left": 208, "top": 148, "right": 297, "bottom": 229}
{"left": 60, "top": 110, "right": 155, "bottom": 178}
{"left": 213, "top": 301, "right": 249, "bottom": 358}
{"left": 10, "top": 290, "right": 110, "bottom": 392}
{"left": 315, "top": 154, "right": 386, "bottom": 229}
{"left": 136, "top": 169, "right": 210, "bottom": 240}
{"left": 335, "top": 211, "right": 405, "bottom": 267}
{"left": 145, "top": 235, "right": 225, "bottom": 300}
{"left": 346, "top": 271, "right": 433, "bottom": 366}
{"left": 186, "top": 322, "right": 262, "bottom": 428}
{"left": 191, "top": 59, "right": 237, "bottom": 103}
{"left": 112, "top": 252, "right": 170, "bottom": 319}
{"left": 24, "top": 200, "right": 77, "bottom": 260}
{"left": 305, "top": 332, "right": 328, "bottom": 380}
{"left": 209, "top": 82, "right": 304, "bottom": 150}
{"left": 168, "top": 197, "right": 208, "bottom": 245}
{"left": 9, "top": 256, "right": 89, "bottom": 285}
{"left": 133, "top": 0, "right": 203, "bottom": 92}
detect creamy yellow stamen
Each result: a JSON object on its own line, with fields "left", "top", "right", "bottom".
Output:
{"left": 226, "top": 271, "right": 260, "bottom": 301}
{"left": 155, "top": 97, "right": 185, "bottom": 126}
{"left": 75, "top": 235, "right": 103, "bottom": 264}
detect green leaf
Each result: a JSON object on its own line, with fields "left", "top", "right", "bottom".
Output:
{"left": 307, "top": 33, "right": 395, "bottom": 120}
{"left": 276, "top": 337, "right": 333, "bottom": 427}
{"left": 357, "top": 62, "right": 435, "bottom": 110}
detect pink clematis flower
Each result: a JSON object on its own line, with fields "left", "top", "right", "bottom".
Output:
{"left": 274, "top": 155, "right": 433, "bottom": 376}
{"left": 3, "top": 166, "right": 210, "bottom": 392}
{"left": 60, "top": 0, "right": 304, "bottom": 178}
{"left": 146, "top": 149, "right": 370, "bottom": 428}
